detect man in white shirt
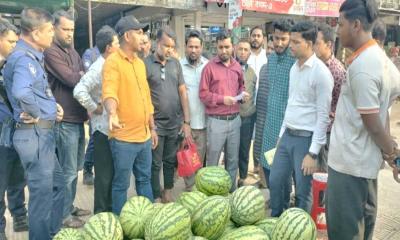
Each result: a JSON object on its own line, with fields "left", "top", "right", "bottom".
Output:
{"left": 247, "top": 26, "right": 268, "bottom": 173}
{"left": 179, "top": 30, "right": 208, "bottom": 191}
{"left": 73, "top": 25, "right": 120, "bottom": 214}
{"left": 269, "top": 21, "right": 333, "bottom": 217}
{"left": 327, "top": 0, "right": 400, "bottom": 239}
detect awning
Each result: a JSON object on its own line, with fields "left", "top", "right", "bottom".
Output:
{"left": 0, "top": 0, "right": 71, "bottom": 14}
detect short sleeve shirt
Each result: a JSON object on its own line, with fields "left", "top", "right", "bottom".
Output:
{"left": 328, "top": 45, "right": 400, "bottom": 179}
{"left": 144, "top": 55, "right": 185, "bottom": 134}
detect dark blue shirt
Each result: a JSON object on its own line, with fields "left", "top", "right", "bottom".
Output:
{"left": 3, "top": 40, "right": 57, "bottom": 122}
{"left": 82, "top": 46, "right": 100, "bottom": 72}
{"left": 0, "top": 71, "right": 12, "bottom": 123}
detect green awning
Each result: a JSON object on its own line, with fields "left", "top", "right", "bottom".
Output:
{"left": 0, "top": 0, "right": 72, "bottom": 14}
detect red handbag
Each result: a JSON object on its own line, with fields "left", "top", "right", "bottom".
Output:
{"left": 177, "top": 140, "right": 202, "bottom": 177}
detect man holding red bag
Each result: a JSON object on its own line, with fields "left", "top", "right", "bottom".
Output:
{"left": 179, "top": 30, "right": 208, "bottom": 191}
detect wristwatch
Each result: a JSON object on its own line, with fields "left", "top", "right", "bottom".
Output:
{"left": 308, "top": 152, "right": 318, "bottom": 160}
{"left": 184, "top": 120, "right": 191, "bottom": 126}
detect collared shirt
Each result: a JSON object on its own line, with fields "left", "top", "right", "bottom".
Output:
{"left": 44, "top": 40, "right": 88, "bottom": 123}
{"left": 74, "top": 56, "right": 108, "bottom": 136}
{"left": 144, "top": 54, "right": 185, "bottom": 134}
{"left": 279, "top": 53, "right": 334, "bottom": 155}
{"left": 3, "top": 40, "right": 57, "bottom": 122}
{"left": 82, "top": 46, "right": 101, "bottom": 71}
{"left": 102, "top": 49, "right": 154, "bottom": 143}
{"left": 199, "top": 57, "right": 245, "bottom": 115}
{"left": 325, "top": 55, "right": 346, "bottom": 132}
{"left": 329, "top": 44, "right": 400, "bottom": 179}
{"left": 247, "top": 48, "right": 268, "bottom": 82}
{"left": 0, "top": 63, "right": 12, "bottom": 123}
{"left": 180, "top": 56, "right": 208, "bottom": 129}
{"left": 239, "top": 64, "right": 256, "bottom": 117}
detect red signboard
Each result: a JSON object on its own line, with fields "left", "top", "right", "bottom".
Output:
{"left": 239, "top": 0, "right": 305, "bottom": 15}
{"left": 238, "top": 0, "right": 343, "bottom": 17}
{"left": 305, "top": 0, "right": 345, "bottom": 17}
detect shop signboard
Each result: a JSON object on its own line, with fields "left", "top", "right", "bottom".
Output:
{"left": 239, "top": 0, "right": 305, "bottom": 15}
{"left": 304, "top": 0, "right": 344, "bottom": 17}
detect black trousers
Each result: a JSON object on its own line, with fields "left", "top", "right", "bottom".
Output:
{"left": 238, "top": 114, "right": 256, "bottom": 180}
{"left": 93, "top": 131, "right": 114, "bottom": 213}
{"left": 151, "top": 133, "right": 179, "bottom": 199}
{"left": 326, "top": 167, "right": 377, "bottom": 240}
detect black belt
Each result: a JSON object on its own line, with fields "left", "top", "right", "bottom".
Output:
{"left": 15, "top": 120, "right": 55, "bottom": 129}
{"left": 209, "top": 113, "right": 239, "bottom": 121}
{"left": 286, "top": 128, "right": 313, "bottom": 137}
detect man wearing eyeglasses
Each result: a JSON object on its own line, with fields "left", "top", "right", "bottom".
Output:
{"left": 144, "top": 27, "right": 191, "bottom": 203}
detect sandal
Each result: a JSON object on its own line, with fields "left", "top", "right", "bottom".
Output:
{"left": 62, "top": 216, "right": 85, "bottom": 228}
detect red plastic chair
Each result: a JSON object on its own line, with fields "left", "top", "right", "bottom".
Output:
{"left": 311, "top": 172, "right": 328, "bottom": 230}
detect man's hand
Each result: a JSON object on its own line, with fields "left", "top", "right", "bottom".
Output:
{"left": 242, "top": 91, "right": 250, "bottom": 103}
{"left": 181, "top": 123, "right": 193, "bottom": 143}
{"left": 382, "top": 138, "right": 399, "bottom": 168}
{"left": 20, "top": 112, "right": 39, "bottom": 124}
{"left": 108, "top": 113, "right": 123, "bottom": 131}
{"left": 151, "top": 129, "right": 158, "bottom": 149}
{"left": 301, "top": 154, "right": 318, "bottom": 176}
{"left": 56, "top": 103, "right": 64, "bottom": 122}
{"left": 93, "top": 103, "right": 103, "bottom": 115}
{"left": 223, "top": 96, "right": 236, "bottom": 106}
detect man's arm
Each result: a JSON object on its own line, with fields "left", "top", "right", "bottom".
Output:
{"left": 44, "top": 48, "right": 84, "bottom": 88}
{"left": 73, "top": 65, "right": 101, "bottom": 113}
{"left": 102, "top": 58, "right": 121, "bottom": 130}
{"left": 12, "top": 57, "right": 40, "bottom": 118}
{"left": 309, "top": 71, "right": 334, "bottom": 155}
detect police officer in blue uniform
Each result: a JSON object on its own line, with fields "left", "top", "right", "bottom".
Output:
{"left": 3, "top": 8, "right": 65, "bottom": 240}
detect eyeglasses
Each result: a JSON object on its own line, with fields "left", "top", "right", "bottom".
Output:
{"left": 160, "top": 65, "right": 165, "bottom": 80}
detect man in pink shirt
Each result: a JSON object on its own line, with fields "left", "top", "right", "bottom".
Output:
{"left": 199, "top": 31, "right": 249, "bottom": 191}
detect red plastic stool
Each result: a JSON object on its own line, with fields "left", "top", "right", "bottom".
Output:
{"left": 311, "top": 172, "right": 328, "bottom": 230}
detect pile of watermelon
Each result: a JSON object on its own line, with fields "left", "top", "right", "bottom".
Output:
{"left": 52, "top": 166, "right": 317, "bottom": 240}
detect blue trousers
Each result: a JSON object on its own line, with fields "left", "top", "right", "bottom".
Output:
{"left": 0, "top": 143, "right": 27, "bottom": 233}
{"left": 269, "top": 130, "right": 313, "bottom": 217}
{"left": 13, "top": 126, "right": 64, "bottom": 240}
{"left": 83, "top": 126, "right": 94, "bottom": 174}
{"left": 110, "top": 139, "right": 153, "bottom": 215}
{"left": 54, "top": 122, "right": 85, "bottom": 219}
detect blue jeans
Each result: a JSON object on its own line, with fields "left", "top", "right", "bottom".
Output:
{"left": 54, "top": 122, "right": 85, "bottom": 219}
{"left": 13, "top": 126, "right": 64, "bottom": 240}
{"left": 110, "top": 139, "right": 153, "bottom": 215}
{"left": 0, "top": 143, "right": 27, "bottom": 232}
{"left": 269, "top": 130, "right": 313, "bottom": 217}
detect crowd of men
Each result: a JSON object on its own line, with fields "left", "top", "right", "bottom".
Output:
{"left": 0, "top": 0, "right": 400, "bottom": 239}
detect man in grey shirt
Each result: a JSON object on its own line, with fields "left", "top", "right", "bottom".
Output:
{"left": 145, "top": 27, "right": 191, "bottom": 203}
{"left": 73, "top": 25, "right": 120, "bottom": 214}
{"left": 179, "top": 30, "right": 208, "bottom": 191}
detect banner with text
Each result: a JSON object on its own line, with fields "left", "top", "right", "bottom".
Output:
{"left": 304, "top": 0, "right": 344, "bottom": 17}
{"left": 239, "top": 0, "right": 305, "bottom": 15}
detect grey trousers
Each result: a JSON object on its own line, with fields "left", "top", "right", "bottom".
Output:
{"left": 206, "top": 116, "right": 241, "bottom": 192}
{"left": 183, "top": 129, "right": 207, "bottom": 188}
{"left": 326, "top": 167, "right": 377, "bottom": 240}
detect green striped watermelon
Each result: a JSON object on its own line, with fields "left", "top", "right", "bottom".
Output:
{"left": 192, "top": 236, "right": 208, "bottom": 240}
{"left": 195, "top": 167, "right": 232, "bottom": 196}
{"left": 145, "top": 203, "right": 192, "bottom": 240}
{"left": 192, "top": 195, "right": 231, "bottom": 240}
{"left": 82, "top": 212, "right": 123, "bottom": 240}
{"left": 53, "top": 228, "right": 82, "bottom": 240}
{"left": 176, "top": 191, "right": 207, "bottom": 214}
{"left": 218, "top": 219, "right": 238, "bottom": 239}
{"left": 119, "top": 196, "right": 154, "bottom": 239}
{"left": 230, "top": 186, "right": 266, "bottom": 226}
{"left": 255, "top": 218, "right": 278, "bottom": 237}
{"left": 219, "top": 225, "right": 270, "bottom": 240}
{"left": 272, "top": 208, "right": 316, "bottom": 240}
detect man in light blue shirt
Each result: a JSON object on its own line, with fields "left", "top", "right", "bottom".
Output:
{"left": 74, "top": 25, "right": 120, "bottom": 214}
{"left": 179, "top": 29, "right": 208, "bottom": 191}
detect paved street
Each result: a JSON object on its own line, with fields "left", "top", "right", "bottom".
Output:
{"left": 4, "top": 102, "right": 400, "bottom": 240}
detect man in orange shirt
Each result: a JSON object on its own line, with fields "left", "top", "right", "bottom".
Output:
{"left": 102, "top": 15, "right": 158, "bottom": 215}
